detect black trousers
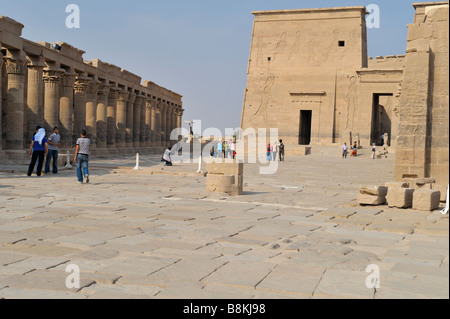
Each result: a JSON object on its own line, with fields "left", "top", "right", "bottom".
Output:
{"left": 28, "top": 151, "right": 45, "bottom": 176}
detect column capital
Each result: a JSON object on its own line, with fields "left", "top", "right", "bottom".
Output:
{"left": 86, "top": 81, "right": 100, "bottom": 98}
{"left": 116, "top": 90, "right": 130, "bottom": 102}
{"left": 98, "top": 83, "right": 111, "bottom": 97}
{"left": 4, "top": 57, "right": 27, "bottom": 75}
{"left": 74, "top": 76, "right": 91, "bottom": 94}
{"left": 127, "top": 92, "right": 137, "bottom": 104}
{"left": 135, "top": 95, "right": 146, "bottom": 106}
{"left": 43, "top": 69, "right": 64, "bottom": 84}
{"left": 108, "top": 87, "right": 120, "bottom": 100}
{"left": 61, "top": 73, "right": 76, "bottom": 88}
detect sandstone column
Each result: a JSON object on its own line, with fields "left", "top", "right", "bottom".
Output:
{"left": 126, "top": 90, "right": 136, "bottom": 148}
{"left": 96, "top": 83, "right": 110, "bottom": 149}
{"left": 86, "top": 80, "right": 100, "bottom": 148}
{"left": 145, "top": 99, "right": 152, "bottom": 148}
{"left": 177, "top": 108, "right": 184, "bottom": 130}
{"left": 26, "top": 58, "right": 45, "bottom": 144}
{"left": 73, "top": 76, "right": 90, "bottom": 143}
{"left": 155, "top": 105, "right": 162, "bottom": 147}
{"left": 160, "top": 104, "right": 167, "bottom": 147}
{"left": 43, "top": 69, "right": 63, "bottom": 133}
{"left": 116, "top": 89, "right": 129, "bottom": 149}
{"left": 134, "top": 95, "right": 146, "bottom": 148}
{"left": 60, "top": 72, "right": 76, "bottom": 149}
{"left": 4, "top": 55, "right": 27, "bottom": 151}
{"left": 138, "top": 95, "right": 146, "bottom": 147}
{"left": 149, "top": 102, "right": 156, "bottom": 147}
{"left": 107, "top": 87, "right": 119, "bottom": 149}
{"left": 166, "top": 104, "right": 172, "bottom": 143}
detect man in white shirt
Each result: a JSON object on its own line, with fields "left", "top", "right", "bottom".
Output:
{"left": 162, "top": 146, "right": 173, "bottom": 166}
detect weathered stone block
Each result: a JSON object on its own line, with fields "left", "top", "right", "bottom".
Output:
{"left": 412, "top": 189, "right": 441, "bottom": 211}
{"left": 385, "top": 181, "right": 409, "bottom": 189}
{"left": 386, "top": 188, "right": 415, "bottom": 208}
{"left": 206, "top": 162, "right": 244, "bottom": 196}
{"left": 360, "top": 186, "right": 388, "bottom": 197}
{"left": 358, "top": 194, "right": 386, "bottom": 206}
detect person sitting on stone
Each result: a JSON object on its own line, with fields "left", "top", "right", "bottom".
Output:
{"left": 162, "top": 146, "right": 173, "bottom": 166}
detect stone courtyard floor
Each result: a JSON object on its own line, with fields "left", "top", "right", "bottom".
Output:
{"left": 0, "top": 146, "right": 448, "bottom": 299}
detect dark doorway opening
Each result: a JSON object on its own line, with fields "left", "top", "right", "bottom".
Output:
{"left": 370, "top": 93, "right": 393, "bottom": 146}
{"left": 299, "top": 110, "right": 312, "bottom": 145}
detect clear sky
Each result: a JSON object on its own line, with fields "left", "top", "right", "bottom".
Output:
{"left": 1, "top": 0, "right": 418, "bottom": 134}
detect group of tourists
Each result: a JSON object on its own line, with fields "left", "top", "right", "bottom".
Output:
{"left": 27, "top": 125, "right": 91, "bottom": 184}
{"left": 266, "top": 140, "right": 285, "bottom": 162}
{"left": 210, "top": 140, "right": 236, "bottom": 159}
{"left": 342, "top": 141, "right": 377, "bottom": 159}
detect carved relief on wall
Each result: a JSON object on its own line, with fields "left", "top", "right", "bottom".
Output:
{"left": 248, "top": 73, "right": 277, "bottom": 127}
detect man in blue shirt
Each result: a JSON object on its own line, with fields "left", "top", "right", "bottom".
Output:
{"left": 27, "top": 126, "right": 48, "bottom": 177}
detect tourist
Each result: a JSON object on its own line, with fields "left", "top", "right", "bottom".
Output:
{"left": 342, "top": 143, "right": 348, "bottom": 159}
{"left": 266, "top": 143, "right": 272, "bottom": 161}
{"left": 351, "top": 141, "right": 358, "bottom": 157}
{"left": 162, "top": 146, "right": 173, "bottom": 166}
{"left": 371, "top": 143, "right": 376, "bottom": 159}
{"left": 222, "top": 141, "right": 226, "bottom": 159}
{"left": 27, "top": 126, "right": 48, "bottom": 177}
{"left": 272, "top": 141, "right": 278, "bottom": 161}
{"left": 279, "top": 139, "right": 285, "bottom": 161}
{"left": 74, "top": 130, "right": 91, "bottom": 184}
{"left": 45, "top": 127, "right": 61, "bottom": 174}
{"left": 217, "top": 140, "right": 223, "bottom": 159}
{"left": 230, "top": 140, "right": 236, "bottom": 159}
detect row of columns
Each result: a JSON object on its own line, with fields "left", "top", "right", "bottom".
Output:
{"left": 0, "top": 52, "right": 184, "bottom": 153}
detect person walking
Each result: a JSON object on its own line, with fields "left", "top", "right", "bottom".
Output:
{"left": 278, "top": 139, "right": 285, "bottom": 161}
{"left": 74, "top": 130, "right": 91, "bottom": 184}
{"left": 27, "top": 126, "right": 48, "bottom": 177}
{"left": 342, "top": 143, "right": 348, "bottom": 159}
{"left": 45, "top": 127, "right": 61, "bottom": 174}
{"left": 222, "top": 141, "right": 226, "bottom": 159}
{"left": 266, "top": 143, "right": 272, "bottom": 161}
{"left": 371, "top": 143, "right": 376, "bottom": 159}
{"left": 272, "top": 141, "right": 278, "bottom": 161}
{"left": 217, "top": 140, "right": 223, "bottom": 159}
{"left": 230, "top": 140, "right": 236, "bottom": 159}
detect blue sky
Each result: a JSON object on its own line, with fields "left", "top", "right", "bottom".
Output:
{"left": 1, "top": 0, "right": 418, "bottom": 133}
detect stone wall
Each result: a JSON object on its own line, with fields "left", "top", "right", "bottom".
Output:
{"left": 394, "top": 2, "right": 449, "bottom": 199}
{"left": 0, "top": 15, "right": 184, "bottom": 160}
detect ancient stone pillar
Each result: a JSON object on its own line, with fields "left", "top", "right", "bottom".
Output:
{"left": 96, "top": 83, "right": 110, "bottom": 149}
{"left": 149, "top": 102, "right": 156, "bottom": 147}
{"left": 60, "top": 72, "right": 76, "bottom": 149}
{"left": 145, "top": 99, "right": 152, "bottom": 148}
{"left": 126, "top": 91, "right": 136, "bottom": 148}
{"left": 166, "top": 104, "right": 173, "bottom": 143}
{"left": 43, "top": 69, "right": 63, "bottom": 133}
{"left": 177, "top": 108, "right": 184, "bottom": 130}
{"left": 73, "top": 76, "right": 90, "bottom": 143}
{"left": 26, "top": 59, "right": 45, "bottom": 144}
{"left": 4, "top": 56, "right": 27, "bottom": 151}
{"left": 160, "top": 104, "right": 167, "bottom": 147}
{"left": 134, "top": 95, "right": 146, "bottom": 148}
{"left": 107, "top": 87, "right": 119, "bottom": 149}
{"left": 85, "top": 80, "right": 99, "bottom": 148}
{"left": 116, "top": 89, "right": 129, "bottom": 149}
{"left": 155, "top": 105, "right": 162, "bottom": 147}
{"left": 139, "top": 96, "right": 146, "bottom": 148}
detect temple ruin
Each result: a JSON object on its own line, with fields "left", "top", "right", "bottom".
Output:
{"left": 240, "top": 1, "right": 449, "bottom": 198}
{"left": 0, "top": 16, "right": 183, "bottom": 161}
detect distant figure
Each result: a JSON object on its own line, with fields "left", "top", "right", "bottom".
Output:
{"left": 27, "top": 126, "right": 48, "bottom": 177}
{"left": 222, "top": 141, "right": 226, "bottom": 159}
{"left": 351, "top": 142, "right": 358, "bottom": 157}
{"left": 371, "top": 143, "right": 376, "bottom": 159}
{"left": 74, "top": 129, "right": 91, "bottom": 184}
{"left": 279, "top": 139, "right": 285, "bottom": 161}
{"left": 217, "top": 140, "right": 223, "bottom": 159}
{"left": 162, "top": 146, "right": 173, "bottom": 166}
{"left": 272, "top": 141, "right": 278, "bottom": 161}
{"left": 230, "top": 140, "right": 236, "bottom": 159}
{"left": 45, "top": 127, "right": 61, "bottom": 174}
{"left": 342, "top": 143, "right": 348, "bottom": 159}
{"left": 266, "top": 143, "right": 272, "bottom": 161}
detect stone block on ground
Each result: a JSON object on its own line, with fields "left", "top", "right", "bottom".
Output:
{"left": 413, "top": 189, "right": 441, "bottom": 211}
{"left": 360, "top": 185, "right": 388, "bottom": 197}
{"left": 358, "top": 194, "right": 386, "bottom": 206}
{"left": 386, "top": 188, "right": 415, "bottom": 208}
{"left": 385, "top": 181, "right": 409, "bottom": 189}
